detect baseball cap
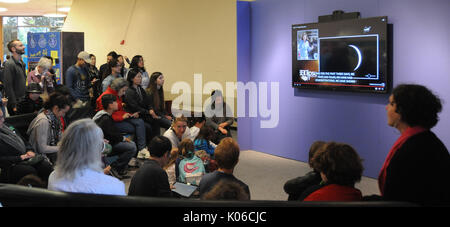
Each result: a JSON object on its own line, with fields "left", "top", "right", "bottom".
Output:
{"left": 77, "top": 51, "right": 92, "bottom": 64}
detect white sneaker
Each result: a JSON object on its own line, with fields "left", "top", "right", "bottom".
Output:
{"left": 137, "top": 148, "right": 150, "bottom": 159}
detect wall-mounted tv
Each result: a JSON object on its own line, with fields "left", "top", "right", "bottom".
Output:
{"left": 292, "top": 16, "right": 389, "bottom": 93}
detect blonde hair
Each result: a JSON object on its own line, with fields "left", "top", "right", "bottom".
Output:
{"left": 54, "top": 119, "right": 104, "bottom": 180}
{"left": 171, "top": 115, "right": 188, "bottom": 128}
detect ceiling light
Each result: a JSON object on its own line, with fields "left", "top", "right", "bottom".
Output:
{"left": 0, "top": 0, "right": 30, "bottom": 3}
{"left": 44, "top": 0, "right": 67, "bottom": 17}
{"left": 0, "top": 7, "right": 7, "bottom": 12}
{"left": 58, "top": 7, "right": 70, "bottom": 12}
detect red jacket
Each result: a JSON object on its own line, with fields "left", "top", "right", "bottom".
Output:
{"left": 96, "top": 87, "right": 128, "bottom": 122}
{"left": 304, "top": 184, "right": 362, "bottom": 202}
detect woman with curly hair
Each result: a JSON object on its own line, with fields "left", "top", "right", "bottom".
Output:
{"left": 302, "top": 142, "right": 364, "bottom": 201}
{"left": 380, "top": 84, "right": 449, "bottom": 205}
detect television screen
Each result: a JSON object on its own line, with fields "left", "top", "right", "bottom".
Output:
{"left": 292, "top": 16, "right": 388, "bottom": 93}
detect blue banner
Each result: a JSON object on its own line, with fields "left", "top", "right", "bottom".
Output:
{"left": 27, "top": 32, "right": 62, "bottom": 85}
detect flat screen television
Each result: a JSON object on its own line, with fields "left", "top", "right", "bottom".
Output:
{"left": 292, "top": 16, "right": 389, "bottom": 93}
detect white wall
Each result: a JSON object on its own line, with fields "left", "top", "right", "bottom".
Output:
{"left": 63, "top": 0, "right": 238, "bottom": 112}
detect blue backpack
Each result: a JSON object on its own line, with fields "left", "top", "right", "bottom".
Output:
{"left": 178, "top": 153, "right": 205, "bottom": 185}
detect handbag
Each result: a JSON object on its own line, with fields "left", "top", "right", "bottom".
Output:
{"left": 21, "top": 154, "right": 46, "bottom": 166}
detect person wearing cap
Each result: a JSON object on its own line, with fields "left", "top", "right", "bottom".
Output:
{"left": 64, "top": 51, "right": 93, "bottom": 103}
{"left": 16, "top": 83, "right": 44, "bottom": 115}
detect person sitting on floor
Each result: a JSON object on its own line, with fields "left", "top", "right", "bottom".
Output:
{"left": 301, "top": 142, "right": 364, "bottom": 202}
{"left": 194, "top": 125, "right": 217, "bottom": 157}
{"left": 93, "top": 94, "right": 137, "bottom": 180}
{"left": 164, "top": 149, "right": 179, "bottom": 186}
{"left": 27, "top": 93, "right": 71, "bottom": 164}
{"left": 48, "top": 119, "right": 126, "bottom": 195}
{"left": 202, "top": 179, "right": 250, "bottom": 201}
{"left": 193, "top": 125, "right": 219, "bottom": 173}
{"left": 163, "top": 116, "right": 191, "bottom": 150}
{"left": 16, "top": 83, "right": 44, "bottom": 115}
{"left": 177, "top": 138, "right": 205, "bottom": 185}
{"left": 205, "top": 90, "right": 234, "bottom": 145}
{"left": 189, "top": 114, "right": 206, "bottom": 140}
{"left": 198, "top": 138, "right": 250, "bottom": 199}
{"left": 283, "top": 141, "right": 325, "bottom": 201}
{"left": 128, "top": 136, "right": 173, "bottom": 198}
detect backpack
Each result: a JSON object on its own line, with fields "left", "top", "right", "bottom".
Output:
{"left": 178, "top": 155, "right": 205, "bottom": 185}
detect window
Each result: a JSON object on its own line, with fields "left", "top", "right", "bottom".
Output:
{"left": 2, "top": 16, "right": 65, "bottom": 62}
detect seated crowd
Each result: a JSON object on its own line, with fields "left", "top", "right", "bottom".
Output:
{"left": 0, "top": 44, "right": 449, "bottom": 206}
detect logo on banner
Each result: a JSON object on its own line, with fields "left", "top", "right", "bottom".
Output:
{"left": 38, "top": 35, "right": 47, "bottom": 48}
{"left": 49, "top": 36, "right": 58, "bottom": 48}
{"left": 29, "top": 37, "right": 37, "bottom": 49}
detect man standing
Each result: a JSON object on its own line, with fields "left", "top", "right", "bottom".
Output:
{"left": 3, "top": 39, "right": 26, "bottom": 116}
{"left": 65, "top": 51, "right": 92, "bottom": 103}
{"left": 99, "top": 51, "right": 118, "bottom": 80}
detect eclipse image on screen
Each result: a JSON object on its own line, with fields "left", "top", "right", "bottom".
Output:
{"left": 292, "top": 16, "right": 388, "bottom": 93}
{"left": 319, "top": 35, "right": 378, "bottom": 79}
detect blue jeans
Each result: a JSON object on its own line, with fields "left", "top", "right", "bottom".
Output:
{"left": 114, "top": 118, "right": 147, "bottom": 151}
{"left": 110, "top": 141, "right": 137, "bottom": 172}
{"left": 156, "top": 116, "right": 172, "bottom": 129}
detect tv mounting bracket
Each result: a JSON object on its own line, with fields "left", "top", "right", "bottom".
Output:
{"left": 318, "top": 10, "right": 361, "bottom": 23}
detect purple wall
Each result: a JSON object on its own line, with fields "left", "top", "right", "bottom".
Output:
{"left": 237, "top": 1, "right": 252, "bottom": 150}
{"left": 237, "top": 0, "right": 450, "bottom": 178}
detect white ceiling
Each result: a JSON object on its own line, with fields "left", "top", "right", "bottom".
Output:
{"left": 0, "top": 0, "right": 73, "bottom": 16}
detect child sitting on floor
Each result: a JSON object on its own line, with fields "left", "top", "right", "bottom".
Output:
{"left": 178, "top": 138, "right": 205, "bottom": 185}
{"left": 194, "top": 126, "right": 216, "bottom": 157}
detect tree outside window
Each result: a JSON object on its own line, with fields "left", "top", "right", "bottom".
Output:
{"left": 2, "top": 16, "right": 65, "bottom": 62}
